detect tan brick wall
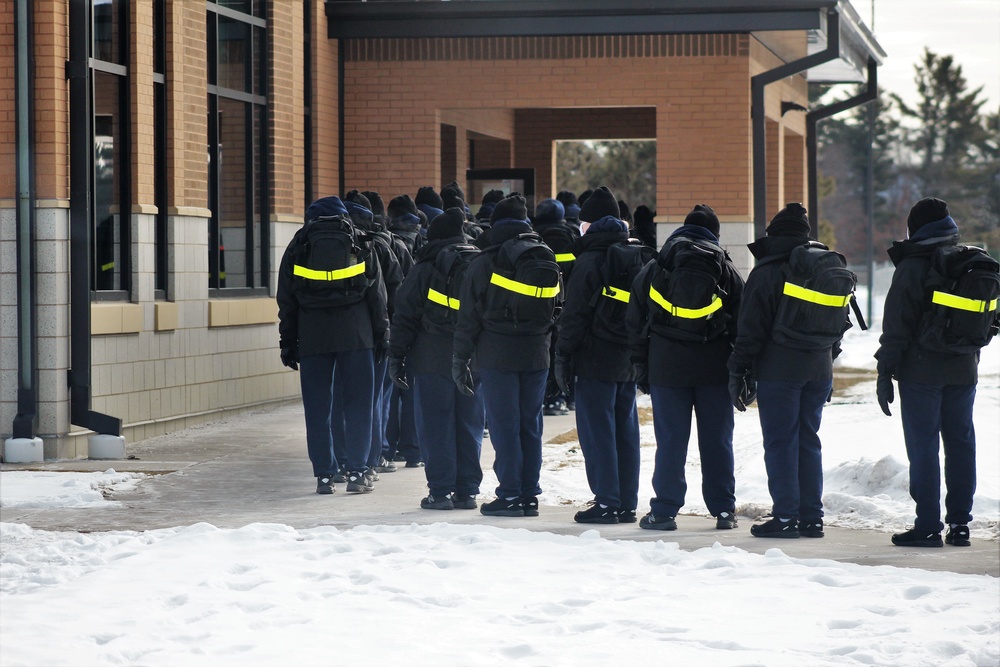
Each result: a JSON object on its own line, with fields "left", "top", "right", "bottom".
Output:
{"left": 32, "top": 0, "right": 69, "bottom": 200}
{"left": 131, "top": 0, "right": 154, "bottom": 208}
{"left": 166, "top": 0, "right": 207, "bottom": 210}
{"left": 311, "top": 0, "right": 339, "bottom": 200}
{"left": 784, "top": 130, "right": 806, "bottom": 207}
{"left": 0, "top": 0, "right": 14, "bottom": 199}
{"left": 269, "top": 1, "right": 303, "bottom": 217}
{"left": 339, "top": 34, "right": 786, "bottom": 221}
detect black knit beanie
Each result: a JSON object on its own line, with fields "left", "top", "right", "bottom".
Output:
{"left": 387, "top": 194, "right": 419, "bottom": 220}
{"left": 907, "top": 197, "right": 950, "bottom": 236}
{"left": 533, "top": 198, "right": 565, "bottom": 224}
{"left": 684, "top": 204, "right": 720, "bottom": 238}
{"left": 343, "top": 190, "right": 372, "bottom": 211}
{"left": 482, "top": 189, "right": 505, "bottom": 206}
{"left": 415, "top": 186, "right": 444, "bottom": 210}
{"left": 634, "top": 205, "right": 655, "bottom": 226}
{"left": 556, "top": 190, "right": 578, "bottom": 209}
{"left": 490, "top": 194, "right": 529, "bottom": 224}
{"left": 441, "top": 180, "right": 466, "bottom": 202}
{"left": 427, "top": 208, "right": 468, "bottom": 241}
{"left": 579, "top": 186, "right": 620, "bottom": 223}
{"left": 766, "top": 202, "right": 810, "bottom": 237}
{"left": 441, "top": 188, "right": 466, "bottom": 212}
{"left": 360, "top": 191, "right": 385, "bottom": 217}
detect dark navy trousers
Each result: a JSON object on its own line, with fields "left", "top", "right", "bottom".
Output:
{"left": 899, "top": 381, "right": 977, "bottom": 532}
{"left": 756, "top": 378, "right": 830, "bottom": 521}
{"left": 649, "top": 383, "right": 735, "bottom": 517}
{"left": 480, "top": 367, "right": 548, "bottom": 499}
{"left": 575, "top": 377, "right": 640, "bottom": 511}
{"left": 413, "top": 372, "right": 485, "bottom": 498}
{"left": 386, "top": 384, "right": 419, "bottom": 463}
{"left": 300, "top": 348, "right": 374, "bottom": 476}
{"left": 366, "top": 358, "right": 391, "bottom": 469}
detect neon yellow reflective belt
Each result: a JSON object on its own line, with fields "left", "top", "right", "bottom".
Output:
{"left": 489, "top": 272, "right": 560, "bottom": 298}
{"left": 648, "top": 285, "right": 722, "bottom": 318}
{"left": 782, "top": 282, "right": 850, "bottom": 307}
{"left": 602, "top": 286, "right": 630, "bottom": 304}
{"left": 931, "top": 290, "right": 999, "bottom": 313}
{"left": 555, "top": 253, "right": 576, "bottom": 263}
{"left": 427, "top": 287, "right": 460, "bottom": 310}
{"left": 101, "top": 261, "right": 115, "bottom": 271}
{"left": 293, "top": 261, "right": 366, "bottom": 281}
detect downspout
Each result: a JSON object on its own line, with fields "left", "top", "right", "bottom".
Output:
{"left": 805, "top": 58, "right": 878, "bottom": 323}
{"left": 12, "top": 0, "right": 37, "bottom": 439}
{"left": 806, "top": 58, "right": 878, "bottom": 231}
{"left": 67, "top": 0, "right": 122, "bottom": 436}
{"left": 751, "top": 9, "right": 840, "bottom": 238}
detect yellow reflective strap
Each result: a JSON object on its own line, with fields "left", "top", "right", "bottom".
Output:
{"left": 602, "top": 286, "right": 630, "bottom": 304}
{"left": 782, "top": 282, "right": 850, "bottom": 307}
{"left": 555, "top": 253, "right": 576, "bottom": 263}
{"left": 931, "top": 290, "right": 999, "bottom": 313}
{"left": 489, "top": 272, "right": 560, "bottom": 298}
{"left": 101, "top": 261, "right": 115, "bottom": 271}
{"left": 293, "top": 260, "right": 366, "bottom": 281}
{"left": 648, "top": 285, "right": 722, "bottom": 319}
{"left": 427, "top": 287, "right": 460, "bottom": 310}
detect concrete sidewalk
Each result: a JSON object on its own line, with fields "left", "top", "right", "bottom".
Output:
{"left": 2, "top": 400, "right": 997, "bottom": 577}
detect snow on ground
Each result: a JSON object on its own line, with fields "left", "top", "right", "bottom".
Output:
{"left": 1, "top": 298, "right": 998, "bottom": 666}
{"left": 1, "top": 522, "right": 997, "bottom": 667}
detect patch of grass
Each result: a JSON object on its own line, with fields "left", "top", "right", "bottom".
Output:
{"left": 546, "top": 429, "right": 579, "bottom": 445}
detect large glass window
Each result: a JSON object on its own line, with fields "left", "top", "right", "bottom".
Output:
{"left": 207, "top": 1, "right": 268, "bottom": 292}
{"left": 91, "top": 0, "right": 130, "bottom": 295}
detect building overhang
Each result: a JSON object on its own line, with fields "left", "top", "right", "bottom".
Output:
{"left": 325, "top": 0, "right": 884, "bottom": 84}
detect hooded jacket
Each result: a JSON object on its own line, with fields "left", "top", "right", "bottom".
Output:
{"left": 728, "top": 235, "right": 841, "bottom": 382}
{"left": 874, "top": 218, "right": 979, "bottom": 385}
{"left": 627, "top": 224, "right": 744, "bottom": 386}
{"left": 389, "top": 235, "right": 474, "bottom": 376}
{"left": 454, "top": 221, "right": 560, "bottom": 371}
{"left": 276, "top": 196, "right": 389, "bottom": 356}
{"left": 556, "top": 225, "right": 635, "bottom": 381}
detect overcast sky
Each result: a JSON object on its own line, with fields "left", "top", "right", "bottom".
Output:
{"left": 851, "top": 0, "right": 1000, "bottom": 113}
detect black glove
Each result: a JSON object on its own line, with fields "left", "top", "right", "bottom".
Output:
{"left": 373, "top": 336, "right": 388, "bottom": 365}
{"left": 729, "top": 371, "right": 755, "bottom": 412}
{"left": 876, "top": 373, "right": 894, "bottom": 416}
{"left": 280, "top": 347, "right": 298, "bottom": 371}
{"left": 633, "top": 361, "right": 650, "bottom": 395}
{"left": 554, "top": 355, "right": 574, "bottom": 396}
{"left": 388, "top": 357, "right": 408, "bottom": 390}
{"left": 451, "top": 357, "right": 475, "bottom": 397}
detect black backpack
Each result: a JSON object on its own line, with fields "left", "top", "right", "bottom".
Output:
{"left": 918, "top": 244, "right": 1000, "bottom": 354}
{"left": 422, "top": 243, "right": 480, "bottom": 336}
{"left": 537, "top": 223, "right": 580, "bottom": 278}
{"left": 482, "top": 232, "right": 562, "bottom": 336}
{"left": 771, "top": 243, "right": 862, "bottom": 350}
{"left": 291, "top": 215, "right": 375, "bottom": 308}
{"left": 390, "top": 225, "right": 425, "bottom": 258}
{"left": 646, "top": 236, "right": 730, "bottom": 342}
{"left": 591, "top": 239, "right": 656, "bottom": 343}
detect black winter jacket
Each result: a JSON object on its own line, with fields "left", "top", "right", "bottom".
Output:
{"left": 627, "top": 225, "right": 744, "bottom": 387}
{"left": 454, "top": 222, "right": 560, "bottom": 371}
{"left": 728, "top": 235, "right": 841, "bottom": 382}
{"left": 389, "top": 235, "right": 473, "bottom": 376}
{"left": 556, "top": 229, "right": 635, "bottom": 382}
{"left": 874, "top": 234, "right": 979, "bottom": 385}
{"left": 275, "top": 227, "right": 389, "bottom": 357}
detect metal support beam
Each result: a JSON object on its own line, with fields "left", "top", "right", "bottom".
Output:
{"left": 13, "top": 0, "right": 37, "bottom": 439}
{"left": 751, "top": 10, "right": 839, "bottom": 238}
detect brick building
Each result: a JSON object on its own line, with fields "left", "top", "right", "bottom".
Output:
{"left": 0, "top": 1, "right": 883, "bottom": 460}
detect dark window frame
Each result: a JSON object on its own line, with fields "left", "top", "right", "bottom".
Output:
{"left": 89, "top": 0, "right": 131, "bottom": 299}
{"left": 206, "top": 1, "right": 270, "bottom": 296}
{"left": 153, "top": 0, "right": 167, "bottom": 298}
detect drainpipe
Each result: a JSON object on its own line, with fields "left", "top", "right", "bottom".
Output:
{"left": 805, "top": 57, "right": 878, "bottom": 323}
{"left": 12, "top": 0, "right": 37, "bottom": 439}
{"left": 751, "top": 9, "right": 840, "bottom": 238}
{"left": 67, "top": 0, "right": 122, "bottom": 436}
